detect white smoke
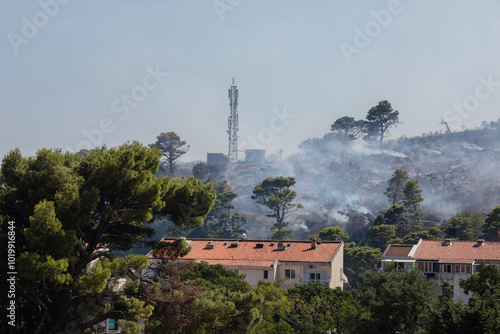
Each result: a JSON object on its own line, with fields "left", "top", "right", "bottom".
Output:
{"left": 350, "top": 142, "right": 407, "bottom": 158}
{"left": 460, "top": 142, "right": 483, "bottom": 151}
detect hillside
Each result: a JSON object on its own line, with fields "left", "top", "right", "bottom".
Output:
{"left": 224, "top": 122, "right": 500, "bottom": 239}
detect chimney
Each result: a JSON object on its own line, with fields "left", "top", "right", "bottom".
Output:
{"left": 311, "top": 237, "right": 318, "bottom": 250}
{"left": 476, "top": 239, "right": 485, "bottom": 247}
{"left": 443, "top": 238, "right": 453, "bottom": 246}
{"left": 277, "top": 241, "right": 287, "bottom": 251}
{"left": 205, "top": 241, "right": 215, "bottom": 249}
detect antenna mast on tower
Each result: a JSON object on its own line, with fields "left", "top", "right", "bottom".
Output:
{"left": 227, "top": 78, "right": 239, "bottom": 163}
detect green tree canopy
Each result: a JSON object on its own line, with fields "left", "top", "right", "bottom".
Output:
{"left": 279, "top": 284, "right": 364, "bottom": 334}
{"left": 330, "top": 116, "right": 365, "bottom": 142}
{"left": 402, "top": 180, "right": 424, "bottom": 214}
{"left": 344, "top": 244, "right": 382, "bottom": 288}
{"left": 180, "top": 262, "right": 264, "bottom": 333}
{"left": 358, "top": 267, "right": 437, "bottom": 333}
{"left": 460, "top": 263, "right": 500, "bottom": 334}
{"left": 190, "top": 180, "right": 247, "bottom": 238}
{"left": 385, "top": 168, "right": 409, "bottom": 205}
{"left": 400, "top": 228, "right": 441, "bottom": 244}
{"left": 160, "top": 176, "right": 217, "bottom": 230}
{"left": 192, "top": 162, "right": 227, "bottom": 182}
{"left": 253, "top": 281, "right": 292, "bottom": 334}
{"left": 483, "top": 206, "right": 500, "bottom": 241}
{"left": 150, "top": 238, "right": 193, "bottom": 260}
{"left": 384, "top": 204, "right": 411, "bottom": 237}
{"left": 364, "top": 100, "right": 400, "bottom": 144}
{"left": 0, "top": 143, "right": 215, "bottom": 333}
{"left": 251, "top": 176, "right": 303, "bottom": 239}
{"left": 150, "top": 131, "right": 190, "bottom": 176}
{"left": 429, "top": 281, "right": 466, "bottom": 334}
{"left": 441, "top": 210, "right": 484, "bottom": 240}
{"left": 372, "top": 214, "right": 385, "bottom": 226}
{"left": 368, "top": 224, "right": 396, "bottom": 249}
{"left": 192, "top": 162, "right": 210, "bottom": 180}
{"left": 316, "top": 226, "right": 349, "bottom": 241}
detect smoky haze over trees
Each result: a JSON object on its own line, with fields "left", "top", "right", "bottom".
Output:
{"left": 142, "top": 100, "right": 500, "bottom": 247}
{"left": 221, "top": 118, "right": 500, "bottom": 242}
{"left": 2, "top": 103, "right": 500, "bottom": 332}
{"left": 188, "top": 180, "right": 247, "bottom": 239}
{"left": 251, "top": 176, "right": 303, "bottom": 240}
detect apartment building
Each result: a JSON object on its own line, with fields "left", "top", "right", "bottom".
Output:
{"left": 148, "top": 238, "right": 346, "bottom": 289}
{"left": 382, "top": 239, "right": 500, "bottom": 302}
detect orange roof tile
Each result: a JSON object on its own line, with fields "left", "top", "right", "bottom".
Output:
{"left": 437, "top": 259, "right": 475, "bottom": 264}
{"left": 149, "top": 239, "right": 341, "bottom": 264}
{"left": 384, "top": 244, "right": 414, "bottom": 257}
{"left": 412, "top": 240, "right": 500, "bottom": 262}
{"left": 194, "top": 259, "right": 275, "bottom": 268}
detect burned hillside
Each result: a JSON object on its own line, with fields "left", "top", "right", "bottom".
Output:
{"left": 225, "top": 122, "right": 500, "bottom": 239}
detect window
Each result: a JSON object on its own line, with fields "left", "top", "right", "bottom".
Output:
{"left": 108, "top": 319, "right": 117, "bottom": 330}
{"left": 456, "top": 265, "right": 471, "bottom": 273}
{"left": 285, "top": 269, "right": 295, "bottom": 279}
{"left": 233, "top": 269, "right": 239, "bottom": 275}
{"left": 419, "top": 261, "right": 439, "bottom": 273}
{"left": 416, "top": 262, "right": 424, "bottom": 271}
{"left": 263, "top": 270, "right": 269, "bottom": 280}
{"left": 310, "top": 273, "right": 321, "bottom": 282}
{"left": 441, "top": 265, "right": 452, "bottom": 273}
{"left": 423, "top": 262, "right": 435, "bottom": 273}
{"left": 396, "top": 262, "right": 405, "bottom": 269}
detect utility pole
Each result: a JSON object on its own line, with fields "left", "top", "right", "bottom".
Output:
{"left": 227, "top": 78, "right": 239, "bottom": 163}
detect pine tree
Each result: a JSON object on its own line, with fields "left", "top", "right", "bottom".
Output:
{"left": 385, "top": 168, "right": 409, "bottom": 205}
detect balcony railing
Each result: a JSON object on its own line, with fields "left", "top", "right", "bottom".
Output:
{"left": 300, "top": 279, "right": 330, "bottom": 286}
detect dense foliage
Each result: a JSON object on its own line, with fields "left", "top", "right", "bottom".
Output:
{"left": 154, "top": 263, "right": 499, "bottom": 334}
{"left": 0, "top": 143, "right": 215, "bottom": 333}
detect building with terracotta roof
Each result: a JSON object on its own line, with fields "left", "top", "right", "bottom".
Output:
{"left": 382, "top": 239, "right": 500, "bottom": 302}
{"left": 381, "top": 244, "right": 417, "bottom": 271}
{"left": 148, "top": 238, "right": 346, "bottom": 289}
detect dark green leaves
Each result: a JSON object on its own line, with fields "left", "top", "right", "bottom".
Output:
{"left": 160, "top": 176, "right": 216, "bottom": 229}
{"left": 251, "top": 176, "right": 302, "bottom": 239}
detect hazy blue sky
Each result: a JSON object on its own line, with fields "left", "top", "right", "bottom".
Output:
{"left": 2, "top": 0, "right": 500, "bottom": 161}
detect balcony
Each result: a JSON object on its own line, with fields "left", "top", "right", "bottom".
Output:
{"left": 300, "top": 279, "right": 330, "bottom": 287}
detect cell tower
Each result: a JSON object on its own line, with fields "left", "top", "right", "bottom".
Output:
{"left": 227, "top": 78, "right": 239, "bottom": 163}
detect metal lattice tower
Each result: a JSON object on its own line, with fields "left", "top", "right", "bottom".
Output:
{"left": 227, "top": 78, "right": 239, "bottom": 163}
